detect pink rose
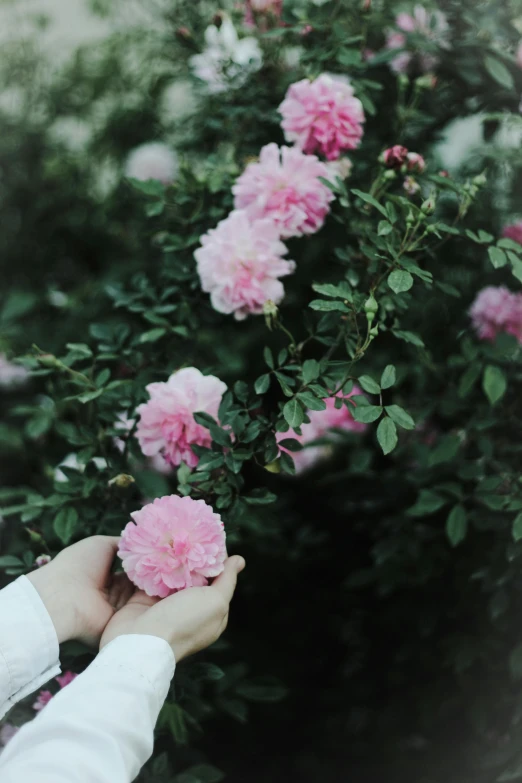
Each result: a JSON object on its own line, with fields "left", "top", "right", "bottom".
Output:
{"left": 118, "top": 495, "right": 227, "bottom": 597}
{"left": 136, "top": 367, "right": 227, "bottom": 469}
{"left": 232, "top": 143, "right": 334, "bottom": 239}
{"left": 278, "top": 73, "right": 365, "bottom": 161}
{"left": 383, "top": 145, "right": 409, "bottom": 168}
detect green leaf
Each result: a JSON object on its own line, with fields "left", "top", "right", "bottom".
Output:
{"left": 388, "top": 270, "right": 413, "bottom": 294}
{"left": 498, "top": 237, "right": 522, "bottom": 253}
{"left": 458, "top": 363, "right": 481, "bottom": 398}
{"left": 76, "top": 389, "right": 104, "bottom": 404}
{"left": 312, "top": 282, "right": 352, "bottom": 299}
{"left": 279, "top": 451, "right": 296, "bottom": 475}
{"left": 428, "top": 434, "right": 460, "bottom": 466}
{"left": 385, "top": 404, "right": 415, "bottom": 430}
{"left": 53, "top": 507, "right": 79, "bottom": 545}
{"left": 309, "top": 300, "right": 350, "bottom": 312}
{"left": 377, "top": 417, "right": 398, "bottom": 455}
{"left": 512, "top": 512, "right": 522, "bottom": 542}
{"left": 378, "top": 220, "right": 393, "bottom": 236}
{"left": 127, "top": 177, "right": 165, "bottom": 196}
{"left": 446, "top": 504, "right": 468, "bottom": 547}
{"left": 484, "top": 54, "right": 514, "bottom": 90}
{"left": 297, "top": 391, "right": 326, "bottom": 411}
{"left": 380, "top": 365, "right": 396, "bottom": 390}
{"left": 483, "top": 365, "right": 507, "bottom": 405}
{"left": 0, "top": 555, "right": 24, "bottom": 568}
{"left": 350, "top": 188, "right": 388, "bottom": 217}
{"left": 511, "top": 257, "right": 522, "bottom": 284}
{"left": 139, "top": 328, "right": 166, "bottom": 343}
{"left": 283, "top": 399, "right": 305, "bottom": 429}
{"left": 179, "top": 764, "right": 225, "bottom": 783}
{"left": 145, "top": 200, "right": 165, "bottom": 217}
{"left": 393, "top": 330, "right": 425, "bottom": 347}
{"left": 352, "top": 404, "right": 383, "bottom": 424}
{"left": 510, "top": 644, "right": 522, "bottom": 680}
{"left": 407, "top": 490, "right": 446, "bottom": 517}
{"left": 254, "top": 374, "right": 270, "bottom": 394}
{"left": 244, "top": 489, "right": 278, "bottom": 504}
{"left": 488, "top": 246, "right": 507, "bottom": 269}
{"left": 358, "top": 375, "right": 381, "bottom": 395}
{"left": 263, "top": 346, "right": 274, "bottom": 369}
{"left": 302, "top": 359, "right": 320, "bottom": 384}
{"left": 277, "top": 438, "right": 303, "bottom": 452}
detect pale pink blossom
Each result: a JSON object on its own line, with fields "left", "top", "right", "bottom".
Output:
{"left": 279, "top": 74, "right": 365, "bottom": 160}
{"left": 33, "top": 690, "right": 53, "bottom": 711}
{"left": 56, "top": 671, "right": 77, "bottom": 689}
{"left": 386, "top": 5, "right": 450, "bottom": 74}
{"left": 403, "top": 176, "right": 420, "bottom": 195}
{"left": 0, "top": 355, "right": 29, "bottom": 388}
{"left": 502, "top": 221, "right": 522, "bottom": 246}
{"left": 277, "top": 388, "right": 367, "bottom": 473}
{"left": 118, "top": 494, "right": 227, "bottom": 597}
{"left": 406, "top": 152, "right": 426, "bottom": 172}
{"left": 35, "top": 554, "right": 51, "bottom": 568}
{"left": 232, "top": 144, "right": 334, "bottom": 239}
{"left": 136, "top": 368, "right": 227, "bottom": 469}
{"left": 195, "top": 210, "right": 295, "bottom": 320}
{"left": 125, "top": 142, "right": 178, "bottom": 185}
{"left": 469, "top": 286, "right": 522, "bottom": 343}
{"left": 383, "top": 145, "right": 409, "bottom": 168}
{"left": 0, "top": 724, "right": 19, "bottom": 746}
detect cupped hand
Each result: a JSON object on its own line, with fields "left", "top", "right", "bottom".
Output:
{"left": 27, "top": 536, "right": 133, "bottom": 646}
{"left": 100, "top": 555, "right": 246, "bottom": 662}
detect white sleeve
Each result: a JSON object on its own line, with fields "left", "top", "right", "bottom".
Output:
{"left": 0, "top": 576, "right": 61, "bottom": 719}
{"left": 0, "top": 634, "right": 175, "bottom": 783}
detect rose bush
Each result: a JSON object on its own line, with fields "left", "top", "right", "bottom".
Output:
{"left": 2, "top": 0, "right": 522, "bottom": 780}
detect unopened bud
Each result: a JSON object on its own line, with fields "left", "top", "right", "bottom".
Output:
{"left": 364, "top": 294, "right": 378, "bottom": 324}
{"left": 264, "top": 299, "right": 278, "bottom": 330}
{"left": 28, "top": 529, "right": 44, "bottom": 544}
{"left": 37, "top": 353, "right": 61, "bottom": 369}
{"left": 421, "top": 196, "right": 436, "bottom": 215}
{"left": 108, "top": 473, "right": 135, "bottom": 489}
{"left": 35, "top": 554, "right": 51, "bottom": 568}
{"left": 415, "top": 74, "right": 437, "bottom": 90}
{"left": 212, "top": 12, "right": 224, "bottom": 28}
{"left": 473, "top": 172, "right": 487, "bottom": 187}
{"left": 264, "top": 459, "right": 281, "bottom": 473}
{"left": 176, "top": 26, "right": 192, "bottom": 40}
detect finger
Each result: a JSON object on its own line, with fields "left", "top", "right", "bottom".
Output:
{"left": 211, "top": 556, "right": 245, "bottom": 605}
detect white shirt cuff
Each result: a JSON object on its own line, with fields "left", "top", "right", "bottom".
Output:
{"left": 0, "top": 576, "right": 61, "bottom": 719}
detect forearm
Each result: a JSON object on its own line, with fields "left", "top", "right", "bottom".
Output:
{"left": 0, "top": 576, "right": 61, "bottom": 719}
{"left": 0, "top": 635, "right": 175, "bottom": 783}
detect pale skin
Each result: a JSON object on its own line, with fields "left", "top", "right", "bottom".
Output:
{"left": 27, "top": 535, "right": 245, "bottom": 660}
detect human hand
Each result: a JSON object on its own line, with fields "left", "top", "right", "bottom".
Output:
{"left": 27, "top": 536, "right": 133, "bottom": 647}
{"left": 100, "top": 555, "right": 245, "bottom": 662}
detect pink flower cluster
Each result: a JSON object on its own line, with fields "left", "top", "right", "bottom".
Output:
{"left": 31, "top": 671, "right": 77, "bottom": 713}
{"left": 385, "top": 5, "right": 450, "bottom": 75}
{"left": 194, "top": 73, "right": 364, "bottom": 319}
{"left": 118, "top": 494, "right": 227, "bottom": 597}
{"left": 502, "top": 221, "right": 522, "bottom": 246}
{"left": 469, "top": 286, "right": 522, "bottom": 344}
{"left": 279, "top": 74, "right": 365, "bottom": 161}
{"left": 136, "top": 367, "right": 227, "bottom": 469}
{"left": 277, "top": 387, "right": 367, "bottom": 474}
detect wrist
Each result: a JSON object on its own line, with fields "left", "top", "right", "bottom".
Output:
{"left": 26, "top": 566, "right": 77, "bottom": 644}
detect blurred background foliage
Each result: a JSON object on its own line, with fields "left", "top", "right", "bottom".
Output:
{"left": 2, "top": 0, "right": 522, "bottom": 781}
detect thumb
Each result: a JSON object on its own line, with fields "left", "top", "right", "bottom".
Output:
{"left": 211, "top": 555, "right": 246, "bottom": 604}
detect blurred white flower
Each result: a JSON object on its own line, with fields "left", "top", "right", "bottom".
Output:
{"left": 283, "top": 46, "right": 303, "bottom": 69}
{"left": 54, "top": 453, "right": 107, "bottom": 483}
{"left": 189, "top": 17, "right": 262, "bottom": 94}
{"left": 435, "top": 114, "right": 485, "bottom": 171}
{"left": 325, "top": 157, "right": 353, "bottom": 181}
{"left": 125, "top": 142, "right": 178, "bottom": 185}
{"left": 0, "top": 354, "right": 29, "bottom": 389}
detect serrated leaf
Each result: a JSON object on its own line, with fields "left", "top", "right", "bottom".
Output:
{"left": 446, "top": 504, "right": 467, "bottom": 547}
{"left": 483, "top": 365, "right": 507, "bottom": 405}
{"left": 385, "top": 404, "right": 415, "bottom": 430}
{"left": 358, "top": 375, "right": 380, "bottom": 394}
{"left": 351, "top": 188, "right": 388, "bottom": 217}
{"left": 254, "top": 374, "right": 270, "bottom": 394}
{"left": 484, "top": 54, "right": 514, "bottom": 90}
{"left": 377, "top": 417, "right": 397, "bottom": 455}
{"left": 283, "top": 399, "right": 304, "bottom": 429}
{"left": 139, "top": 328, "right": 166, "bottom": 343}
{"left": 352, "top": 404, "right": 383, "bottom": 423}
{"left": 53, "top": 507, "right": 79, "bottom": 545}
{"left": 488, "top": 246, "right": 507, "bottom": 269}
{"left": 297, "top": 391, "right": 326, "bottom": 411}
{"left": 388, "top": 270, "right": 413, "bottom": 294}
{"left": 380, "top": 365, "right": 396, "bottom": 389}
{"left": 309, "top": 300, "right": 350, "bottom": 312}
{"left": 302, "top": 359, "right": 320, "bottom": 384}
